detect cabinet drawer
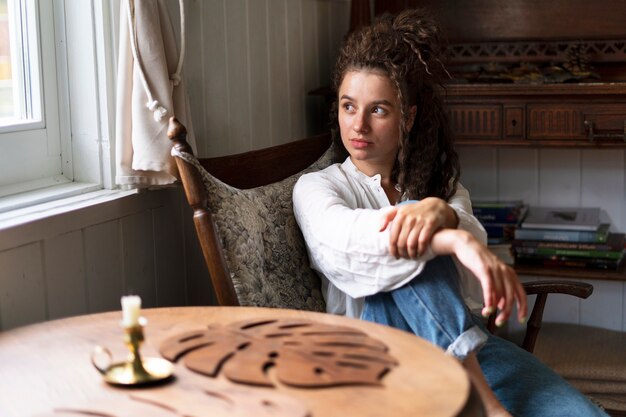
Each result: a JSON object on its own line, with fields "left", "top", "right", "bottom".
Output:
{"left": 448, "top": 105, "right": 501, "bottom": 139}
{"left": 582, "top": 105, "right": 626, "bottom": 143}
{"left": 528, "top": 104, "right": 626, "bottom": 142}
{"left": 527, "top": 105, "right": 584, "bottom": 140}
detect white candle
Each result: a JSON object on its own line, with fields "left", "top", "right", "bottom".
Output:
{"left": 121, "top": 295, "right": 142, "bottom": 327}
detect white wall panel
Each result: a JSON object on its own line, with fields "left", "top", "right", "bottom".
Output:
{"left": 542, "top": 291, "right": 582, "bottom": 324}
{"left": 286, "top": 0, "right": 306, "bottom": 139}
{"left": 581, "top": 149, "right": 625, "bottom": 231}
{"left": 302, "top": 0, "right": 325, "bottom": 134}
{"left": 226, "top": 0, "right": 252, "bottom": 152}
{"left": 44, "top": 231, "right": 88, "bottom": 320}
{"left": 0, "top": 243, "right": 46, "bottom": 329}
{"left": 153, "top": 196, "right": 187, "bottom": 307}
{"left": 538, "top": 149, "right": 581, "bottom": 206}
{"left": 184, "top": 0, "right": 208, "bottom": 156}
{"left": 188, "top": 0, "right": 350, "bottom": 156}
{"left": 498, "top": 148, "right": 539, "bottom": 205}
{"left": 267, "top": 0, "right": 290, "bottom": 145}
{"left": 248, "top": 0, "right": 272, "bottom": 149}
{"left": 202, "top": 0, "right": 230, "bottom": 156}
{"left": 315, "top": 1, "right": 332, "bottom": 89}
{"left": 457, "top": 147, "right": 498, "bottom": 200}
{"left": 121, "top": 211, "right": 157, "bottom": 307}
{"left": 580, "top": 280, "right": 624, "bottom": 331}
{"left": 84, "top": 220, "right": 124, "bottom": 313}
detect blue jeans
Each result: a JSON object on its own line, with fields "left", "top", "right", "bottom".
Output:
{"left": 361, "top": 256, "right": 608, "bottom": 417}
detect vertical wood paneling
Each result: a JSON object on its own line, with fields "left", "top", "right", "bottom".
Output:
{"left": 0, "top": 243, "right": 46, "bottom": 329}
{"left": 315, "top": 1, "right": 332, "bottom": 86}
{"left": 248, "top": 0, "right": 272, "bottom": 149}
{"left": 0, "top": 189, "right": 201, "bottom": 330}
{"left": 190, "top": 0, "right": 350, "bottom": 150}
{"left": 329, "top": 1, "right": 350, "bottom": 66}
{"left": 538, "top": 149, "right": 581, "bottom": 206}
{"left": 581, "top": 149, "right": 625, "bottom": 231}
{"left": 121, "top": 212, "right": 157, "bottom": 307}
{"left": 84, "top": 220, "right": 124, "bottom": 313}
{"left": 203, "top": 0, "right": 230, "bottom": 156}
{"left": 184, "top": 0, "right": 208, "bottom": 156}
{"left": 457, "top": 147, "right": 498, "bottom": 200}
{"left": 267, "top": 0, "right": 290, "bottom": 145}
{"left": 286, "top": 0, "right": 305, "bottom": 139}
{"left": 44, "top": 231, "right": 88, "bottom": 320}
{"left": 302, "top": 0, "right": 324, "bottom": 134}
{"left": 153, "top": 191, "right": 187, "bottom": 307}
{"left": 225, "top": 0, "right": 252, "bottom": 153}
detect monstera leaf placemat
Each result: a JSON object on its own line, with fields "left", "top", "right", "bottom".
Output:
{"left": 159, "top": 318, "right": 398, "bottom": 388}
{"left": 34, "top": 380, "right": 309, "bottom": 417}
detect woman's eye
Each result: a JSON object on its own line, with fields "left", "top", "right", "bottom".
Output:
{"left": 343, "top": 103, "right": 355, "bottom": 112}
{"left": 372, "top": 106, "right": 386, "bottom": 115}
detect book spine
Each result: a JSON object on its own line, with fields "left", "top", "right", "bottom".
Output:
{"left": 514, "top": 246, "right": 623, "bottom": 260}
{"left": 473, "top": 206, "right": 525, "bottom": 223}
{"left": 513, "top": 238, "right": 623, "bottom": 252}
{"left": 484, "top": 224, "right": 518, "bottom": 239}
{"left": 515, "top": 254, "right": 623, "bottom": 270}
{"left": 475, "top": 212, "right": 521, "bottom": 224}
{"left": 514, "top": 228, "right": 608, "bottom": 243}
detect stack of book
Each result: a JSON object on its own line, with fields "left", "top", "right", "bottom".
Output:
{"left": 473, "top": 201, "right": 528, "bottom": 264}
{"left": 513, "top": 207, "right": 625, "bottom": 270}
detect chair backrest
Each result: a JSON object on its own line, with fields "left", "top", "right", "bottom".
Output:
{"left": 168, "top": 118, "right": 344, "bottom": 310}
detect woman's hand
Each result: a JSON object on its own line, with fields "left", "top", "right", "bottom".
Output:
{"left": 450, "top": 231, "right": 527, "bottom": 326}
{"left": 379, "top": 197, "right": 459, "bottom": 259}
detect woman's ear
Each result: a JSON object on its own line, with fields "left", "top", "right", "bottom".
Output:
{"left": 406, "top": 105, "right": 417, "bottom": 131}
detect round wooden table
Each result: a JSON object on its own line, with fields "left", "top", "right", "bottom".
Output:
{"left": 0, "top": 307, "right": 482, "bottom": 417}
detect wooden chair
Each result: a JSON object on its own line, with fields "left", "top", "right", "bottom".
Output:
{"left": 167, "top": 116, "right": 593, "bottom": 349}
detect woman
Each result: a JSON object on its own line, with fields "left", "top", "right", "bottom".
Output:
{"left": 292, "top": 9, "right": 607, "bottom": 417}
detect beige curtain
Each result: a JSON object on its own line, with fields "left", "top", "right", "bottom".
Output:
{"left": 115, "top": 0, "right": 196, "bottom": 187}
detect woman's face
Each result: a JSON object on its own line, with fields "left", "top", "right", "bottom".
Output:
{"left": 338, "top": 69, "right": 413, "bottom": 176}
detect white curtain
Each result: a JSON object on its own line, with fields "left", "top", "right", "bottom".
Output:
{"left": 115, "top": 0, "right": 196, "bottom": 187}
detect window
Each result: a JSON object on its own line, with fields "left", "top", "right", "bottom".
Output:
{"left": 1, "top": 0, "right": 41, "bottom": 128}
{"left": 0, "top": 0, "right": 118, "bottom": 211}
{"left": 0, "top": 0, "right": 66, "bottom": 198}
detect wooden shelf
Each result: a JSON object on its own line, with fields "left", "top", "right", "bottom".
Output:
{"left": 514, "top": 263, "right": 626, "bottom": 282}
{"left": 443, "top": 83, "right": 626, "bottom": 97}
{"left": 442, "top": 82, "right": 626, "bottom": 148}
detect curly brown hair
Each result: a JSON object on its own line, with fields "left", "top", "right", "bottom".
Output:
{"left": 331, "top": 8, "right": 459, "bottom": 202}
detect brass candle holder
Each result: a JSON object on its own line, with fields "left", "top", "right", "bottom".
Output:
{"left": 92, "top": 317, "right": 173, "bottom": 386}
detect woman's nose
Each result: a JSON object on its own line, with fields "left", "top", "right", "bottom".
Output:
{"left": 353, "top": 112, "right": 369, "bottom": 133}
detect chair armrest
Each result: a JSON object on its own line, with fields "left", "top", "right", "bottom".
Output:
{"left": 522, "top": 280, "right": 593, "bottom": 299}
{"left": 487, "top": 280, "right": 594, "bottom": 353}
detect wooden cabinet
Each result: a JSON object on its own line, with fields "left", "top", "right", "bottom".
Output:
{"left": 444, "top": 83, "right": 626, "bottom": 147}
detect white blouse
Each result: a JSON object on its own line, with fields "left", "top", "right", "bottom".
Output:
{"left": 293, "top": 157, "right": 487, "bottom": 319}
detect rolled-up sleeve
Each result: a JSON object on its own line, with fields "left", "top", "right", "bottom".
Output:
{"left": 293, "top": 172, "right": 434, "bottom": 299}
{"left": 449, "top": 182, "right": 487, "bottom": 244}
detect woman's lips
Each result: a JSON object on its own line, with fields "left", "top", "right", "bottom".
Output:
{"left": 350, "top": 139, "right": 371, "bottom": 149}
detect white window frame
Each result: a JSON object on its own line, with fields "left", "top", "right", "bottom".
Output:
{"left": 0, "top": 0, "right": 119, "bottom": 214}
{"left": 1, "top": 0, "right": 43, "bottom": 130}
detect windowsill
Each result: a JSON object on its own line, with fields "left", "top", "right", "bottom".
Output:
{"left": 0, "top": 183, "right": 138, "bottom": 231}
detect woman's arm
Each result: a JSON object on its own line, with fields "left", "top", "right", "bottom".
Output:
{"left": 380, "top": 182, "right": 487, "bottom": 258}
{"left": 428, "top": 228, "right": 527, "bottom": 325}
{"left": 293, "top": 172, "right": 435, "bottom": 298}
